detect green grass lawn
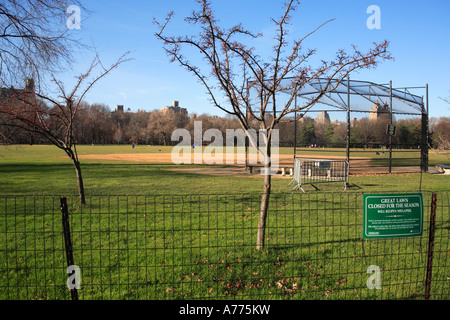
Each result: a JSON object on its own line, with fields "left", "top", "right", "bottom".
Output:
{"left": 0, "top": 145, "right": 448, "bottom": 300}
{"left": 0, "top": 144, "right": 448, "bottom": 195}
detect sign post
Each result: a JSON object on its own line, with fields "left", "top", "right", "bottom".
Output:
{"left": 386, "top": 124, "right": 397, "bottom": 136}
{"left": 363, "top": 193, "right": 423, "bottom": 239}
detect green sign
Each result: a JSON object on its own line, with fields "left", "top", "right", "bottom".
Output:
{"left": 363, "top": 193, "right": 423, "bottom": 239}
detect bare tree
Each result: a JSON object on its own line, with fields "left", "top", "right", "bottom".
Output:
{"left": 112, "top": 124, "right": 124, "bottom": 144}
{"left": 435, "top": 93, "right": 450, "bottom": 151}
{"left": 148, "top": 110, "right": 189, "bottom": 145}
{"left": 0, "top": 53, "right": 131, "bottom": 204}
{"left": 73, "top": 103, "right": 113, "bottom": 145}
{"left": 126, "top": 112, "right": 151, "bottom": 145}
{"left": 439, "top": 91, "right": 450, "bottom": 106}
{"left": 354, "top": 118, "right": 375, "bottom": 147}
{"left": 0, "top": 0, "right": 85, "bottom": 89}
{"left": 431, "top": 117, "right": 450, "bottom": 151}
{"left": 155, "top": 0, "right": 392, "bottom": 249}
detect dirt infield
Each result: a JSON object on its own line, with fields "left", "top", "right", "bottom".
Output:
{"left": 79, "top": 152, "right": 180, "bottom": 163}
{"left": 78, "top": 152, "right": 424, "bottom": 176}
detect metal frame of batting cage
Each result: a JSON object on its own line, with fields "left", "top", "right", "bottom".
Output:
{"left": 290, "top": 158, "right": 349, "bottom": 192}
{"left": 292, "top": 78, "right": 429, "bottom": 175}
{"left": 244, "top": 77, "right": 429, "bottom": 175}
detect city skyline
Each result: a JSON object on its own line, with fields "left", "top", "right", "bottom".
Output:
{"left": 56, "top": 0, "right": 449, "bottom": 119}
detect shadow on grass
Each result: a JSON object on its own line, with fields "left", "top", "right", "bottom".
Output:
{"left": 0, "top": 162, "right": 204, "bottom": 179}
{"left": 268, "top": 237, "right": 363, "bottom": 252}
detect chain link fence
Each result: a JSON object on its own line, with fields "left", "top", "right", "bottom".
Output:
{"left": 0, "top": 191, "right": 448, "bottom": 300}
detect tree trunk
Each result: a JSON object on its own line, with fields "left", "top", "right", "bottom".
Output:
{"left": 256, "top": 165, "right": 271, "bottom": 250}
{"left": 256, "top": 130, "right": 273, "bottom": 250}
{"left": 73, "top": 159, "right": 86, "bottom": 205}
{"left": 65, "top": 148, "right": 86, "bottom": 205}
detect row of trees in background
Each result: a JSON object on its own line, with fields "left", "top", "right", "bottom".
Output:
{"left": 1, "top": 100, "right": 448, "bottom": 150}
{"left": 296, "top": 116, "right": 448, "bottom": 149}
{"left": 430, "top": 116, "right": 450, "bottom": 151}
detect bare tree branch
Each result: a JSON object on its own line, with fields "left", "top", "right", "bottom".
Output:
{"left": 0, "top": 52, "right": 131, "bottom": 204}
{"left": 0, "top": 0, "right": 87, "bottom": 89}
{"left": 154, "top": 0, "right": 392, "bottom": 250}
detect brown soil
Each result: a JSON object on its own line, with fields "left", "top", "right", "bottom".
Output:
{"left": 78, "top": 152, "right": 428, "bottom": 177}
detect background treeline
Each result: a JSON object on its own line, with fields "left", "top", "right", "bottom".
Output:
{"left": 1, "top": 102, "right": 448, "bottom": 150}
{"left": 281, "top": 115, "right": 448, "bottom": 149}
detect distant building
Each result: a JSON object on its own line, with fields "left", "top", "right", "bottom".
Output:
{"left": 160, "top": 101, "right": 188, "bottom": 115}
{"left": 369, "top": 100, "right": 390, "bottom": 122}
{"left": 315, "top": 111, "right": 331, "bottom": 125}
{"left": 0, "top": 78, "right": 36, "bottom": 109}
{"left": 114, "top": 105, "right": 133, "bottom": 113}
{"left": 331, "top": 119, "right": 340, "bottom": 125}
{"left": 112, "top": 101, "right": 188, "bottom": 115}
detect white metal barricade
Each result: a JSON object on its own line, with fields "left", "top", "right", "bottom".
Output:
{"left": 291, "top": 158, "right": 349, "bottom": 192}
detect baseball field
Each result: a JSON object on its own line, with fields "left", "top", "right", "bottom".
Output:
{"left": 0, "top": 144, "right": 448, "bottom": 300}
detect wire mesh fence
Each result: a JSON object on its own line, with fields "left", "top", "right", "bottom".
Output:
{"left": 291, "top": 158, "right": 349, "bottom": 191}
{"left": 0, "top": 191, "right": 448, "bottom": 300}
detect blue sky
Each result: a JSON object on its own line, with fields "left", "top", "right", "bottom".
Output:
{"left": 61, "top": 0, "right": 450, "bottom": 119}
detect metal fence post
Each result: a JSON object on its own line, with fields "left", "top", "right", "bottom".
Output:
{"left": 60, "top": 197, "right": 79, "bottom": 301}
{"left": 425, "top": 193, "right": 437, "bottom": 300}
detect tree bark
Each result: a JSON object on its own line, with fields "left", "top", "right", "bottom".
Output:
{"left": 65, "top": 148, "right": 86, "bottom": 205}
{"left": 256, "top": 165, "right": 271, "bottom": 250}
{"left": 256, "top": 133, "right": 272, "bottom": 251}
{"left": 73, "top": 159, "right": 86, "bottom": 205}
